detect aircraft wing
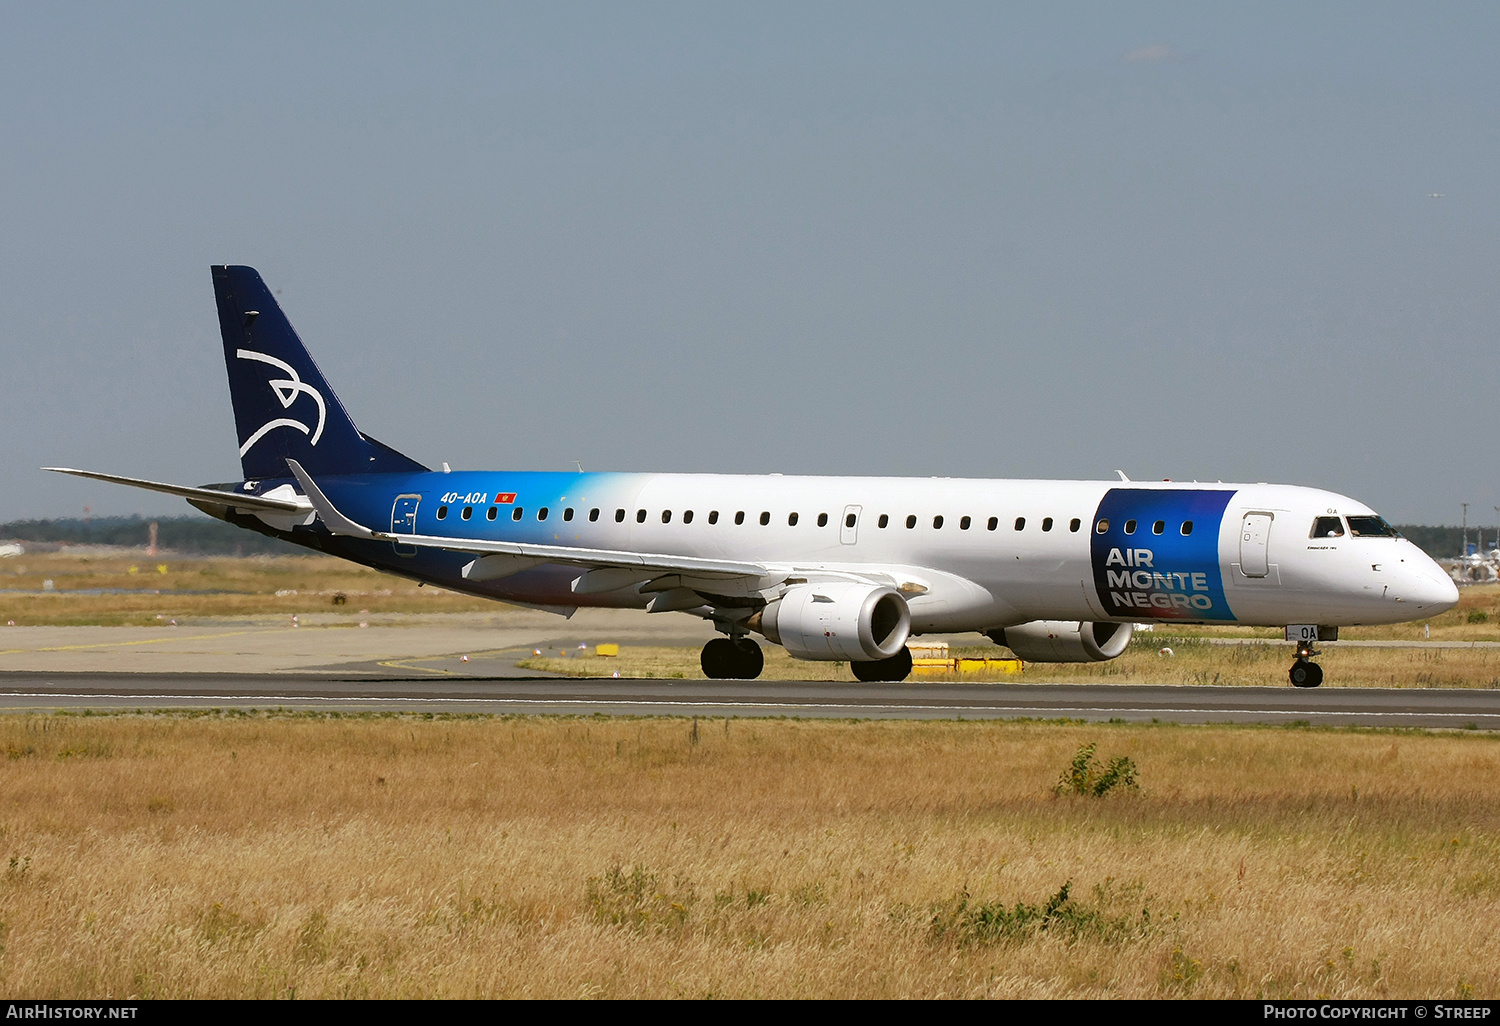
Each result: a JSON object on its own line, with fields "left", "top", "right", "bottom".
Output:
{"left": 43, "top": 467, "right": 313, "bottom": 514}
{"left": 287, "top": 460, "right": 778, "bottom": 582}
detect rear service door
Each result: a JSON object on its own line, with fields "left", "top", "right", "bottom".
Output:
{"left": 392, "top": 494, "right": 420, "bottom": 556}
{"left": 1240, "top": 512, "right": 1273, "bottom": 577}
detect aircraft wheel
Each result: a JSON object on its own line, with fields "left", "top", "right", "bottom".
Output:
{"left": 731, "top": 639, "right": 764, "bottom": 680}
{"left": 701, "top": 638, "right": 735, "bottom": 679}
{"left": 851, "top": 647, "right": 913, "bottom": 682}
{"left": 702, "top": 638, "right": 763, "bottom": 680}
{"left": 1289, "top": 661, "right": 1323, "bottom": 688}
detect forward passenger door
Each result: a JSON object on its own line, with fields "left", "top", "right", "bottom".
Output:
{"left": 1240, "top": 512, "right": 1273, "bottom": 577}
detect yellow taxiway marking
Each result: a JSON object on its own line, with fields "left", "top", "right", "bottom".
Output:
{"left": 377, "top": 647, "right": 534, "bottom": 676}
{"left": 377, "top": 659, "right": 454, "bottom": 675}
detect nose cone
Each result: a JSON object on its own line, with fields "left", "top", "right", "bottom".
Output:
{"left": 1405, "top": 559, "right": 1460, "bottom": 614}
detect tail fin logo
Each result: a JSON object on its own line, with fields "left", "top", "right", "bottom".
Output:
{"left": 235, "top": 349, "right": 327, "bottom": 457}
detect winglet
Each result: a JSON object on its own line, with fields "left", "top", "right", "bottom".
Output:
{"left": 286, "top": 459, "right": 377, "bottom": 539}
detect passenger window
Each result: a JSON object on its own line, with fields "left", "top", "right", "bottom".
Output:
{"left": 987, "top": 517, "right": 998, "bottom": 531}
{"left": 661, "top": 510, "right": 671, "bottom": 523}
{"left": 933, "top": 515, "right": 944, "bottom": 529}
{"left": 1124, "top": 519, "right": 1136, "bottom": 535}
{"left": 487, "top": 507, "right": 497, "bottom": 521}
{"left": 878, "top": 514, "right": 889, "bottom": 528}
{"left": 759, "top": 511, "right": 770, "bottom": 526}
{"left": 461, "top": 507, "right": 472, "bottom": 521}
{"left": 906, "top": 515, "right": 917, "bottom": 529}
{"left": 1095, "top": 519, "right": 1109, "bottom": 534}
{"left": 1070, "top": 518, "right": 1081, "bottom": 532}
{"left": 1311, "top": 516, "right": 1345, "bottom": 538}
{"left": 817, "top": 513, "right": 828, "bottom": 527}
{"left": 589, "top": 508, "right": 600, "bottom": 522}
{"left": 1152, "top": 520, "right": 1164, "bottom": 535}
{"left": 735, "top": 511, "right": 745, "bottom": 525}
{"left": 708, "top": 511, "right": 719, "bottom": 524}
{"left": 1014, "top": 517, "right": 1025, "bottom": 531}
{"left": 563, "top": 508, "right": 573, "bottom": 522}
{"left": 846, "top": 513, "right": 857, "bottom": 528}
{"left": 513, "top": 507, "right": 524, "bottom": 521}
{"left": 636, "top": 509, "right": 647, "bottom": 523}
{"left": 1042, "top": 517, "right": 1053, "bottom": 532}
{"left": 683, "top": 510, "right": 694, "bottom": 524}
{"left": 1181, "top": 521, "right": 1193, "bottom": 536}
{"left": 615, "top": 509, "right": 625, "bottom": 523}
{"left": 538, "top": 507, "right": 549, "bottom": 521}
{"left": 960, "top": 516, "right": 971, "bottom": 530}
{"left": 788, "top": 512, "right": 799, "bottom": 526}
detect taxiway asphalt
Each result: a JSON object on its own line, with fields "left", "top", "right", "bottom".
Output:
{"left": 1, "top": 613, "right": 1495, "bottom": 727}
{"left": 0, "top": 672, "right": 1497, "bottom": 728}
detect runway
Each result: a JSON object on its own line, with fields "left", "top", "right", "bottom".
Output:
{"left": 2, "top": 670, "right": 1498, "bottom": 727}
{"left": 2, "top": 614, "right": 1497, "bottom": 727}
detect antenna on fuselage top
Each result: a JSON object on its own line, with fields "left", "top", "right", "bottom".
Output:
{"left": 1116, "top": 470, "right": 1130, "bottom": 482}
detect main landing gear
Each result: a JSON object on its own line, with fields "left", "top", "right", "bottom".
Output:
{"left": 698, "top": 639, "right": 917, "bottom": 682}
{"left": 1289, "top": 640, "right": 1324, "bottom": 688}
{"left": 701, "top": 637, "right": 765, "bottom": 680}
{"left": 851, "top": 647, "right": 913, "bottom": 683}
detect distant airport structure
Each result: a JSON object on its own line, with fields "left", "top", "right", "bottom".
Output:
{"left": 1437, "top": 503, "right": 1498, "bottom": 584}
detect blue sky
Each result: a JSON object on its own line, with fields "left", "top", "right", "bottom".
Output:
{"left": 3, "top": 2, "right": 1496, "bottom": 524}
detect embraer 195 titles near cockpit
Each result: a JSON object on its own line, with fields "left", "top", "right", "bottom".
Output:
{"left": 48, "top": 266, "right": 1459, "bottom": 687}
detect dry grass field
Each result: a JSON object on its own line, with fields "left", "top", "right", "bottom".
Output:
{"left": 0, "top": 552, "right": 496, "bottom": 625}
{"left": 3, "top": 553, "right": 1498, "bottom": 998}
{"left": 0, "top": 712, "right": 1496, "bottom": 999}
{"left": 1003, "top": 637, "right": 1500, "bottom": 689}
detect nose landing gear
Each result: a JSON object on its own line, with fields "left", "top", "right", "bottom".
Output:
{"left": 1289, "top": 641, "right": 1323, "bottom": 688}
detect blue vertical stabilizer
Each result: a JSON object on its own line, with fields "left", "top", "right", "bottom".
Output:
{"left": 211, "top": 265, "right": 428, "bottom": 480}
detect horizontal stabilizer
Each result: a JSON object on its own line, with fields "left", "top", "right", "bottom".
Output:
{"left": 43, "top": 467, "right": 312, "bottom": 514}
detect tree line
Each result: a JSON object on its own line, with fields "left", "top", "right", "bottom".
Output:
{"left": 0, "top": 516, "right": 299, "bottom": 555}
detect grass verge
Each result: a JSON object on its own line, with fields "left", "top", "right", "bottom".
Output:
{"left": 522, "top": 636, "right": 1500, "bottom": 688}
{"left": 0, "top": 712, "right": 1496, "bottom": 998}
{"left": 0, "top": 552, "right": 497, "bottom": 625}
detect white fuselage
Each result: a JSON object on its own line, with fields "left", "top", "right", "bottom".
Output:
{"left": 404, "top": 472, "right": 1458, "bottom": 632}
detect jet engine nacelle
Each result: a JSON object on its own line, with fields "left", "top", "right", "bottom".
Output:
{"left": 986, "top": 620, "right": 1133, "bottom": 663}
{"left": 754, "top": 582, "right": 911, "bottom": 662}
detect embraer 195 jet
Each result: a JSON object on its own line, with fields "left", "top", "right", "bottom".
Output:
{"left": 49, "top": 266, "right": 1459, "bottom": 687}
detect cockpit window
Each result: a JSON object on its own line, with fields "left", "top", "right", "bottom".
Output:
{"left": 1347, "top": 515, "right": 1399, "bottom": 538}
{"left": 1311, "top": 516, "right": 1345, "bottom": 538}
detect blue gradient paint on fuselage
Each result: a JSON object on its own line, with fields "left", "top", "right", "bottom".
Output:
{"left": 1090, "top": 488, "right": 1236, "bottom": 622}
{"left": 297, "top": 471, "right": 637, "bottom": 544}
{"left": 225, "top": 469, "right": 643, "bottom": 594}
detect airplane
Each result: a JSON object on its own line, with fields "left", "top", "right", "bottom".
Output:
{"left": 47, "top": 266, "right": 1460, "bottom": 688}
